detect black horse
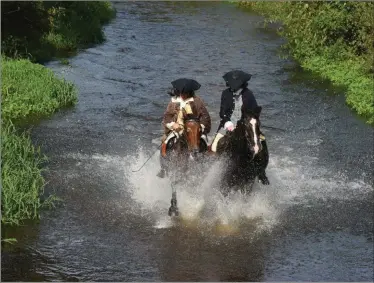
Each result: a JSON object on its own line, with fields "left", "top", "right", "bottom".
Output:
{"left": 214, "top": 106, "right": 269, "bottom": 196}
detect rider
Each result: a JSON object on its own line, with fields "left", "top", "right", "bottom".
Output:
{"left": 157, "top": 82, "right": 212, "bottom": 178}
{"left": 210, "top": 77, "right": 270, "bottom": 185}
{"left": 160, "top": 87, "right": 182, "bottom": 143}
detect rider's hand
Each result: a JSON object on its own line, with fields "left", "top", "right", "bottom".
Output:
{"left": 172, "top": 123, "right": 180, "bottom": 130}
{"left": 224, "top": 121, "right": 235, "bottom": 132}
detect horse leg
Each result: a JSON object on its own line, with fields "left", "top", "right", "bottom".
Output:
{"left": 167, "top": 150, "right": 186, "bottom": 217}
{"left": 219, "top": 164, "right": 233, "bottom": 197}
{"left": 255, "top": 140, "right": 270, "bottom": 185}
{"left": 168, "top": 157, "right": 181, "bottom": 217}
{"left": 157, "top": 154, "right": 168, "bottom": 178}
{"left": 241, "top": 179, "right": 255, "bottom": 195}
{"left": 239, "top": 162, "right": 256, "bottom": 195}
{"left": 168, "top": 181, "right": 179, "bottom": 216}
{"left": 260, "top": 139, "right": 269, "bottom": 168}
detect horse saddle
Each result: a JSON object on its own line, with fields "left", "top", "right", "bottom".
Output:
{"left": 161, "top": 131, "right": 179, "bottom": 157}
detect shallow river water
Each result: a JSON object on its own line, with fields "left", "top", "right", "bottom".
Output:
{"left": 2, "top": 2, "right": 373, "bottom": 281}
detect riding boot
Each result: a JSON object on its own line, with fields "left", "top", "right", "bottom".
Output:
{"left": 210, "top": 132, "right": 225, "bottom": 153}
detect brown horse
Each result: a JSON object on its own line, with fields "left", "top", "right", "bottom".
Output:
{"left": 159, "top": 114, "right": 208, "bottom": 216}
{"left": 161, "top": 117, "right": 205, "bottom": 158}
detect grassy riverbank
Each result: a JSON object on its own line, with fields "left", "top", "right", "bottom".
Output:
{"left": 1, "top": 57, "right": 77, "bottom": 227}
{"left": 1, "top": 1, "right": 116, "bottom": 231}
{"left": 238, "top": 1, "right": 374, "bottom": 124}
{"left": 2, "top": 1, "right": 116, "bottom": 62}
{"left": 1, "top": 57, "right": 77, "bottom": 122}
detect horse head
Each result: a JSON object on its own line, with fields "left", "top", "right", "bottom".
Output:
{"left": 182, "top": 116, "right": 202, "bottom": 159}
{"left": 236, "top": 106, "right": 262, "bottom": 159}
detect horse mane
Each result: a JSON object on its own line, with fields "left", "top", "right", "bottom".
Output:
{"left": 242, "top": 106, "right": 262, "bottom": 120}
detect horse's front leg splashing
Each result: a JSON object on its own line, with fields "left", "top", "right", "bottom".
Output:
{"left": 168, "top": 182, "right": 179, "bottom": 217}
{"left": 167, "top": 150, "right": 191, "bottom": 217}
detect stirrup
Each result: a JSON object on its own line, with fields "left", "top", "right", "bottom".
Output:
{"left": 260, "top": 134, "right": 265, "bottom": 141}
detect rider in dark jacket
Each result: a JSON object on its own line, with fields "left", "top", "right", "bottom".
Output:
{"left": 211, "top": 81, "right": 270, "bottom": 185}
{"left": 218, "top": 82, "right": 259, "bottom": 131}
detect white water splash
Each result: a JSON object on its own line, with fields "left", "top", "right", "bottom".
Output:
{"left": 124, "top": 147, "right": 279, "bottom": 231}
{"left": 124, "top": 144, "right": 373, "bottom": 233}
{"left": 61, "top": 145, "right": 373, "bottom": 234}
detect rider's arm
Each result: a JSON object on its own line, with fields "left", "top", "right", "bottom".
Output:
{"left": 162, "top": 101, "right": 178, "bottom": 130}
{"left": 196, "top": 96, "right": 211, "bottom": 134}
{"left": 219, "top": 89, "right": 233, "bottom": 129}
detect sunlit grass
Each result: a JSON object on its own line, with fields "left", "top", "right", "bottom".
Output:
{"left": 1, "top": 121, "right": 61, "bottom": 226}
{"left": 1, "top": 56, "right": 77, "bottom": 122}
{"left": 238, "top": 1, "right": 374, "bottom": 124}
{"left": 0, "top": 1, "right": 116, "bottom": 233}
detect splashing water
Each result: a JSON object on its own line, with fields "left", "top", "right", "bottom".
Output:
{"left": 125, "top": 144, "right": 372, "bottom": 234}
{"left": 126, "top": 146, "right": 279, "bottom": 234}
{"left": 63, "top": 143, "right": 372, "bottom": 236}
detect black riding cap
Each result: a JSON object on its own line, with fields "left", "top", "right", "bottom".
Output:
{"left": 171, "top": 78, "right": 201, "bottom": 94}
{"left": 222, "top": 70, "right": 252, "bottom": 92}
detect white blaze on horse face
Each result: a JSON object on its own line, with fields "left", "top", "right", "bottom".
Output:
{"left": 250, "top": 118, "right": 259, "bottom": 154}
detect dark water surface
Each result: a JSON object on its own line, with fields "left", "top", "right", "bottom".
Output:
{"left": 2, "top": 2, "right": 373, "bottom": 281}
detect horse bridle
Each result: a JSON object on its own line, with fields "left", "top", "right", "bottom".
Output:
{"left": 170, "top": 117, "right": 202, "bottom": 148}
{"left": 181, "top": 117, "right": 202, "bottom": 134}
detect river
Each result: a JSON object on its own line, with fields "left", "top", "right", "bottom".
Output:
{"left": 2, "top": 2, "right": 373, "bottom": 281}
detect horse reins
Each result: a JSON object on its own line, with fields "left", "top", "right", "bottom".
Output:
{"left": 131, "top": 143, "right": 163, "bottom": 172}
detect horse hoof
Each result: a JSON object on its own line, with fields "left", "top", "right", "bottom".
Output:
{"left": 168, "top": 206, "right": 179, "bottom": 217}
{"left": 259, "top": 176, "right": 270, "bottom": 185}
{"left": 157, "top": 169, "right": 166, "bottom": 178}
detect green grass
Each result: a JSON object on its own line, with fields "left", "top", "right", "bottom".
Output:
{"left": 237, "top": 1, "right": 374, "bottom": 124}
{"left": 1, "top": 1, "right": 116, "bottom": 234}
{"left": 1, "top": 121, "right": 60, "bottom": 226}
{"left": 1, "top": 56, "right": 77, "bottom": 122}
{"left": 1, "top": 57, "right": 75, "bottom": 226}
{"left": 302, "top": 56, "right": 374, "bottom": 123}
{"left": 1, "top": 237, "right": 17, "bottom": 245}
{"left": 2, "top": 1, "right": 117, "bottom": 63}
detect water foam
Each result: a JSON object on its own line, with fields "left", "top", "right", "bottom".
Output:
{"left": 61, "top": 146, "right": 373, "bottom": 235}
{"left": 125, "top": 144, "right": 373, "bottom": 233}
{"left": 126, "top": 147, "right": 279, "bottom": 233}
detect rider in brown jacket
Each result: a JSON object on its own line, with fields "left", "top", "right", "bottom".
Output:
{"left": 157, "top": 79, "right": 211, "bottom": 178}
{"left": 161, "top": 92, "right": 211, "bottom": 141}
